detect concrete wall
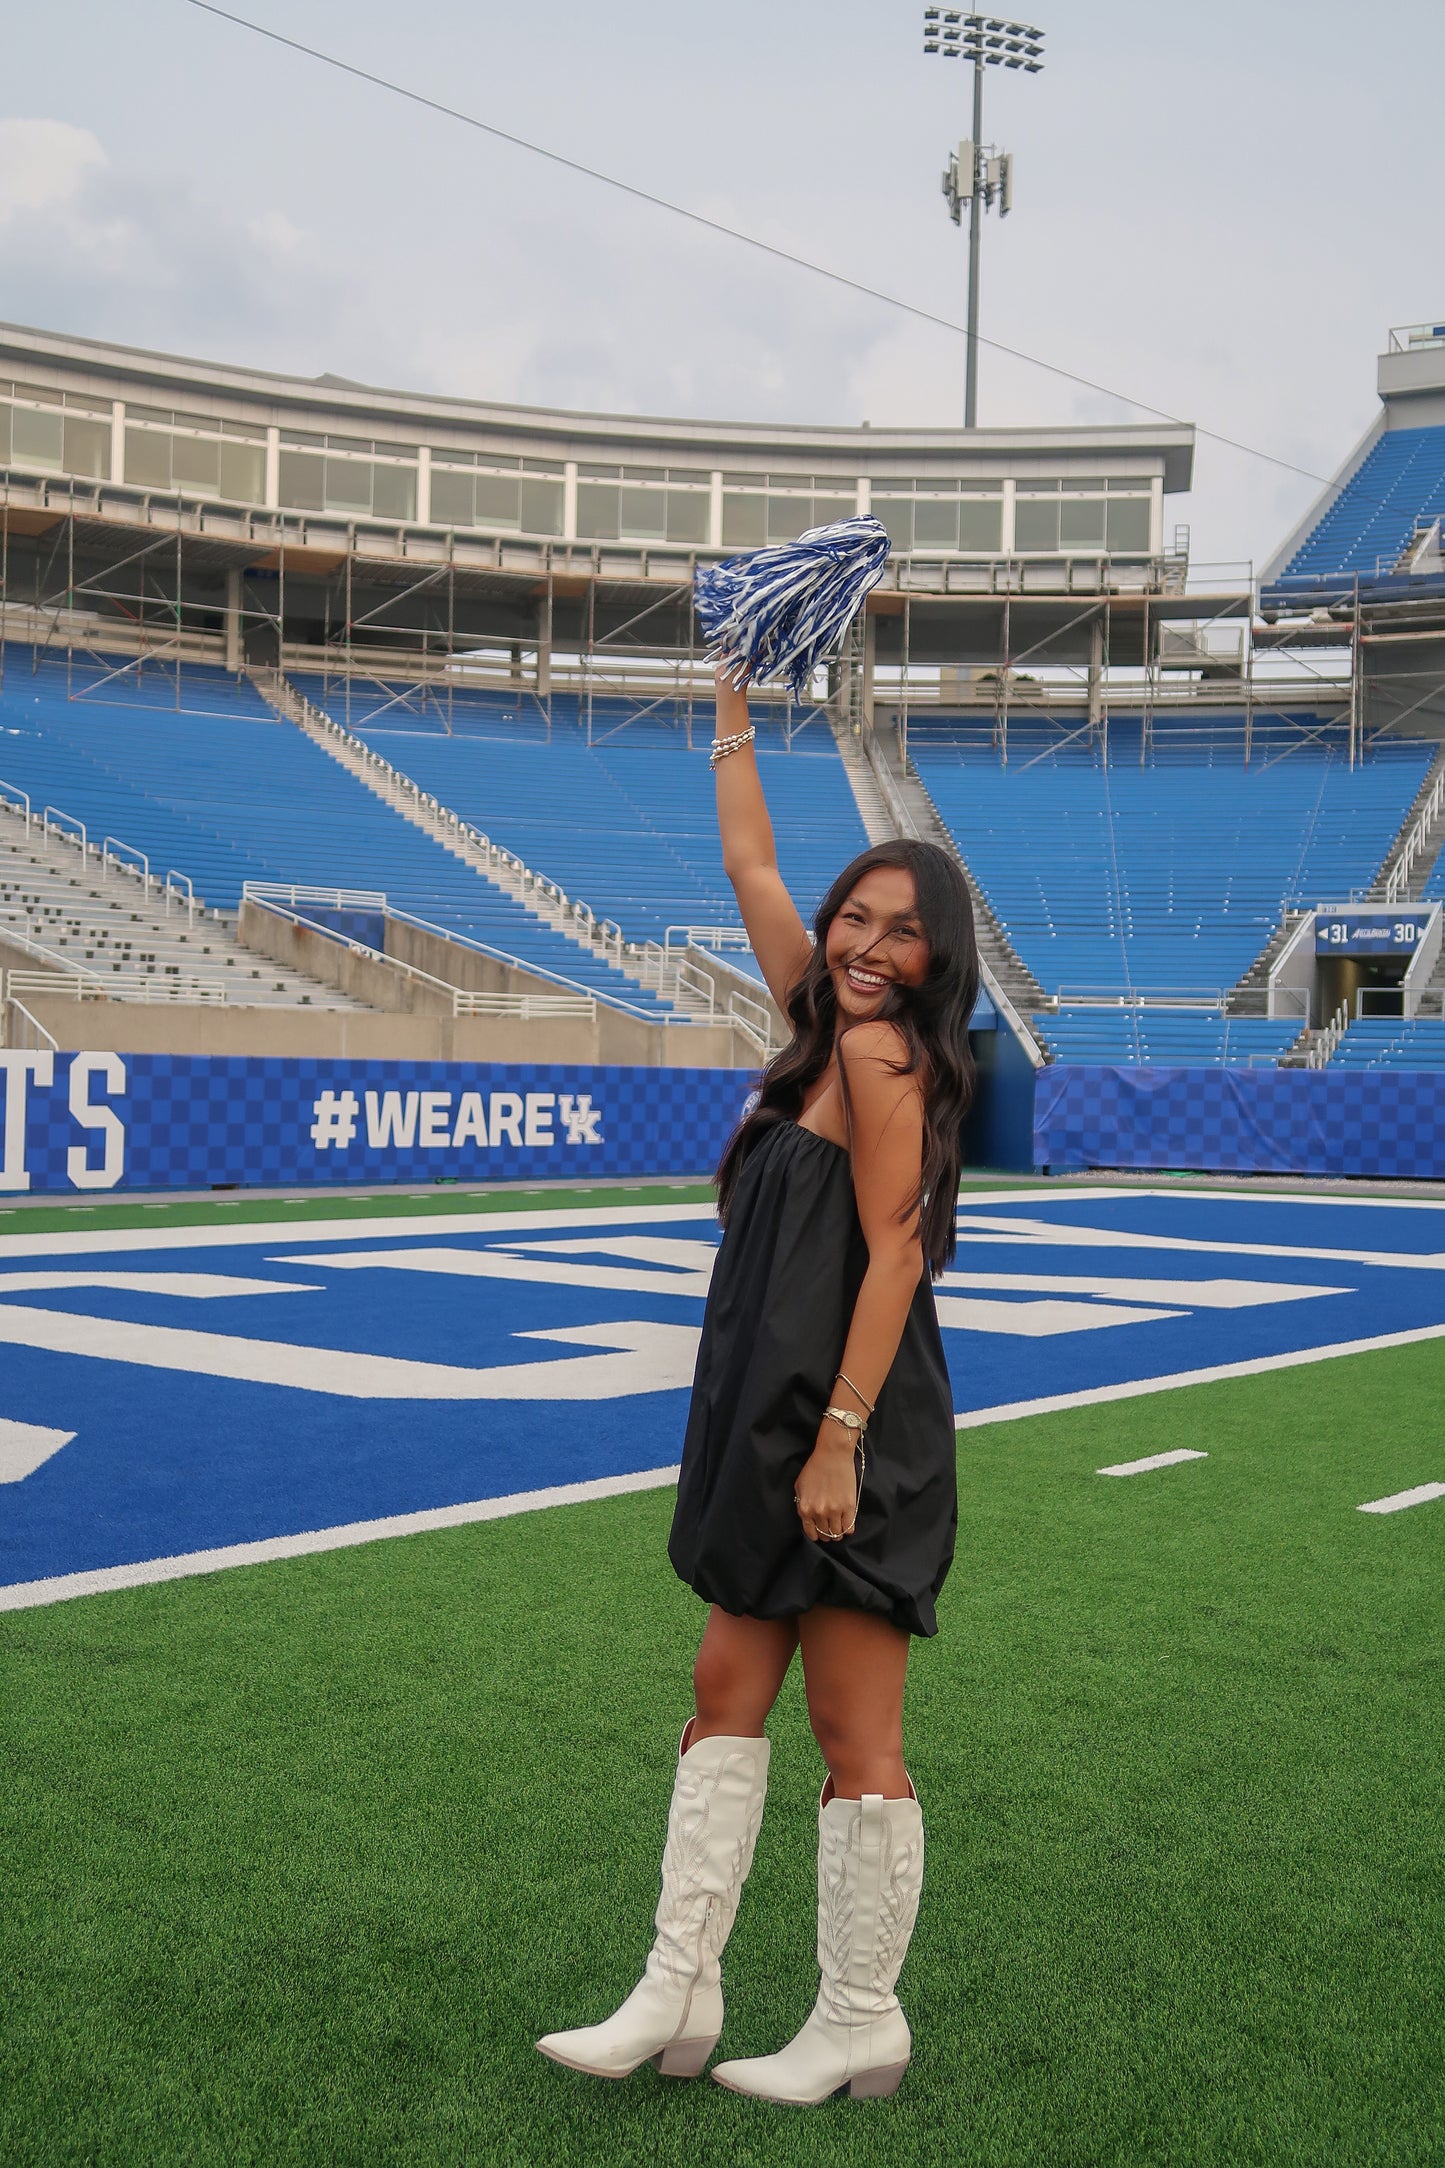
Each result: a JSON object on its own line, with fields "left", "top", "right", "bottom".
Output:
{"left": 13, "top": 906, "right": 757, "bottom": 1065}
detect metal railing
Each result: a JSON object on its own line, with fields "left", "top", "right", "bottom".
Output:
{"left": 3, "top": 965, "right": 229, "bottom": 1006}
{"left": 1384, "top": 764, "right": 1445, "bottom": 906}
{"left": 0, "top": 778, "right": 209, "bottom": 923}
{"left": 2, "top": 998, "right": 59, "bottom": 1053}
{"left": 1052, "top": 986, "right": 1230, "bottom": 1011}
{"left": 1306, "top": 998, "right": 1351, "bottom": 1069}
{"left": 241, "top": 892, "right": 595, "bottom": 1021}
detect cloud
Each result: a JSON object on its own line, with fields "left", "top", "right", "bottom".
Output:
{"left": 0, "top": 118, "right": 106, "bottom": 224}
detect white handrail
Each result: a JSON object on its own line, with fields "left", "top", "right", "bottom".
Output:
{"left": 1384, "top": 765, "right": 1445, "bottom": 907}
{"left": 3, "top": 998, "right": 59, "bottom": 1053}
{"left": 102, "top": 835, "right": 150, "bottom": 891}
{"left": 164, "top": 869, "right": 196, "bottom": 927}
{"left": 43, "top": 804, "right": 86, "bottom": 856}
{"left": 0, "top": 777, "right": 32, "bottom": 831}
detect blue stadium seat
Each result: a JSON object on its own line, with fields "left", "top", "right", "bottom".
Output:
{"left": 289, "top": 677, "right": 870, "bottom": 950}
{"left": 0, "top": 651, "right": 676, "bottom": 1012}
{"left": 1327, "top": 1016, "right": 1445, "bottom": 1069}
{"left": 1036, "top": 1006, "right": 1302, "bottom": 1067}
{"left": 911, "top": 711, "right": 1428, "bottom": 1001}
{"left": 1262, "top": 424, "right": 1445, "bottom": 608}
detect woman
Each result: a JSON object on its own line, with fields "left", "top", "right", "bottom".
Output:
{"left": 538, "top": 673, "right": 978, "bottom": 2106}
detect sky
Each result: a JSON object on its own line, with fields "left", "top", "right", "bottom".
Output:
{"left": 3, "top": 0, "right": 1443, "bottom": 570}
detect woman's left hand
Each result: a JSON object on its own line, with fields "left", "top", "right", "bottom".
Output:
{"left": 794, "top": 1424, "right": 859, "bottom": 1544}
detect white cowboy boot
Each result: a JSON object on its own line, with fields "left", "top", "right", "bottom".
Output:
{"left": 711, "top": 1782, "right": 924, "bottom": 2105}
{"left": 536, "top": 1727, "right": 770, "bottom": 2080}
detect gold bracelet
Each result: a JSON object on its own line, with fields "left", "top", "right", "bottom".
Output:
{"left": 834, "top": 1370, "right": 876, "bottom": 1417}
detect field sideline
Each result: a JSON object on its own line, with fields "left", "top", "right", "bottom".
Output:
{"left": 1, "top": 1180, "right": 1442, "bottom": 2165}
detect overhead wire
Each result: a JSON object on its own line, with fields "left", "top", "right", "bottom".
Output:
{"left": 183, "top": 0, "right": 1343, "bottom": 498}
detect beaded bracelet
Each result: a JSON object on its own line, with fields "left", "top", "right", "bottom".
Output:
{"left": 709, "top": 725, "right": 756, "bottom": 769}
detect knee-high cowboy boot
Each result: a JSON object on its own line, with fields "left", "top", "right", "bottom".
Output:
{"left": 711, "top": 1782, "right": 924, "bottom": 2104}
{"left": 536, "top": 1727, "right": 771, "bottom": 2080}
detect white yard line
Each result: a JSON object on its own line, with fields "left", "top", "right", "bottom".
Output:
{"left": 954, "top": 1321, "right": 1445, "bottom": 1430}
{"left": 1097, "top": 1449, "right": 1208, "bottom": 1476}
{"left": 1357, "top": 1482, "right": 1445, "bottom": 1515}
{"left": 0, "top": 1464, "right": 681, "bottom": 1613}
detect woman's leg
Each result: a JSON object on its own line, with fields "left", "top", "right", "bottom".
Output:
{"left": 797, "top": 1605, "right": 910, "bottom": 1798}
{"left": 692, "top": 1605, "right": 798, "bottom": 1742}
{"left": 710, "top": 1606, "right": 922, "bottom": 2104}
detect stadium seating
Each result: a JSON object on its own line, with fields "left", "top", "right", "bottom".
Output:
{"left": 910, "top": 712, "right": 1430, "bottom": 1001}
{"left": 289, "top": 677, "right": 870, "bottom": 950}
{"left": 1262, "top": 424, "right": 1445, "bottom": 607}
{"left": 1327, "top": 1016, "right": 1445, "bottom": 1069}
{"left": 0, "top": 652, "right": 675, "bottom": 1012}
{"left": 1038, "top": 1007, "right": 1302, "bottom": 1067}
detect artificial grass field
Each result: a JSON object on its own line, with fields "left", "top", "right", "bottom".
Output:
{"left": 2, "top": 1290, "right": 1442, "bottom": 2168}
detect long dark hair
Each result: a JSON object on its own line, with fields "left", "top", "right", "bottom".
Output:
{"left": 716, "top": 839, "right": 979, "bottom": 1274}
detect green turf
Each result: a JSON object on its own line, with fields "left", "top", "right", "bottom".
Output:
{"left": 2, "top": 1344, "right": 1442, "bottom": 2166}
{"left": 0, "top": 1171, "right": 1052, "bottom": 1241}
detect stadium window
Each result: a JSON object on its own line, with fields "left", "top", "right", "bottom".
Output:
{"left": 9, "top": 405, "right": 65, "bottom": 471}
{"left": 277, "top": 449, "right": 326, "bottom": 512}
{"left": 1013, "top": 495, "right": 1060, "bottom": 551}
{"left": 665, "top": 488, "right": 709, "bottom": 546}
{"left": 871, "top": 495, "right": 914, "bottom": 553}
{"left": 520, "top": 476, "right": 564, "bottom": 535}
{"left": 721, "top": 492, "right": 766, "bottom": 549}
{"left": 373, "top": 462, "right": 419, "bottom": 522}
{"left": 958, "top": 497, "right": 1003, "bottom": 550}
{"left": 1106, "top": 497, "right": 1151, "bottom": 552}
{"left": 430, "top": 467, "right": 475, "bottom": 527}
{"left": 218, "top": 440, "right": 265, "bottom": 504}
{"left": 619, "top": 485, "right": 667, "bottom": 542}
{"left": 913, "top": 495, "right": 961, "bottom": 550}
{"left": 475, "top": 472, "right": 523, "bottom": 528}
{"left": 576, "top": 481, "right": 621, "bottom": 540}
{"left": 767, "top": 493, "right": 809, "bottom": 544}
{"left": 1059, "top": 495, "right": 1106, "bottom": 548}
{"left": 813, "top": 493, "right": 856, "bottom": 528}
{"left": 170, "top": 432, "right": 222, "bottom": 492}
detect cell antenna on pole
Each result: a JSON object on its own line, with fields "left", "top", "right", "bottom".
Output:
{"left": 922, "top": 12, "right": 1045, "bottom": 426}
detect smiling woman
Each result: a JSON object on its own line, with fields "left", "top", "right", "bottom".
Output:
{"left": 536, "top": 669, "right": 979, "bottom": 2107}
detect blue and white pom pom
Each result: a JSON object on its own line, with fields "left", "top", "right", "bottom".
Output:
{"left": 694, "top": 515, "right": 891, "bottom": 703}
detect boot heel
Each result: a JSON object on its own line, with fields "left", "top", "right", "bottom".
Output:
{"left": 653, "top": 2035, "right": 719, "bottom": 2078}
{"left": 848, "top": 2060, "right": 909, "bottom": 2099}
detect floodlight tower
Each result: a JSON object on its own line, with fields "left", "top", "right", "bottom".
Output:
{"left": 924, "top": 10, "right": 1045, "bottom": 426}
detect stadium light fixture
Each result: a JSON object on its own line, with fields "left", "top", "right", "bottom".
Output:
{"left": 924, "top": 11, "right": 1044, "bottom": 425}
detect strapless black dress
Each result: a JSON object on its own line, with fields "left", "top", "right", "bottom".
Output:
{"left": 669, "top": 1119, "right": 957, "bottom": 1638}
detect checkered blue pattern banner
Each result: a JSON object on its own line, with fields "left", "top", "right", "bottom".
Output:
{"left": 0, "top": 1053, "right": 758, "bottom": 1195}
{"left": 1034, "top": 1064, "right": 1445, "bottom": 1179}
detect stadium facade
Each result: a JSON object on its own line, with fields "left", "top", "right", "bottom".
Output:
{"left": 0, "top": 318, "right": 1198, "bottom": 703}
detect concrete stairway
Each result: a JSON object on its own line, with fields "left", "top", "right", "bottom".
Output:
{"left": 830, "top": 718, "right": 896, "bottom": 846}
{"left": 1226, "top": 909, "right": 1308, "bottom": 1017}
{"left": 1365, "top": 742, "right": 1445, "bottom": 901}
{"left": 0, "top": 806, "right": 364, "bottom": 1008}
{"left": 249, "top": 666, "right": 671, "bottom": 1007}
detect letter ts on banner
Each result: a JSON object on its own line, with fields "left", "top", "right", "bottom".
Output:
{"left": 67, "top": 1054, "right": 127, "bottom": 1191}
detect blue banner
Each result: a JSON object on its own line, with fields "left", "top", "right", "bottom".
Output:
{"left": 0, "top": 1054, "right": 757, "bottom": 1195}
{"left": 1315, "top": 912, "right": 1428, "bottom": 955}
{"left": 1034, "top": 1063, "right": 1445, "bottom": 1179}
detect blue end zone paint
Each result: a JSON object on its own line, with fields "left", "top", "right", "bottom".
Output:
{"left": 4, "top": 1186, "right": 1445, "bottom": 1597}
{"left": 1035, "top": 1065, "right": 1445, "bottom": 1179}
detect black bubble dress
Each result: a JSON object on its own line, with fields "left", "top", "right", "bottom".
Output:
{"left": 669, "top": 1118, "right": 957, "bottom": 1638}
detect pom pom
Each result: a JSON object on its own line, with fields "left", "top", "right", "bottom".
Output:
{"left": 694, "top": 515, "right": 891, "bottom": 702}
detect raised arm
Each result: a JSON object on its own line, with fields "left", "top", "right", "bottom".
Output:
{"left": 713, "top": 673, "right": 812, "bottom": 1012}
{"left": 793, "top": 1021, "right": 929, "bottom": 1546}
